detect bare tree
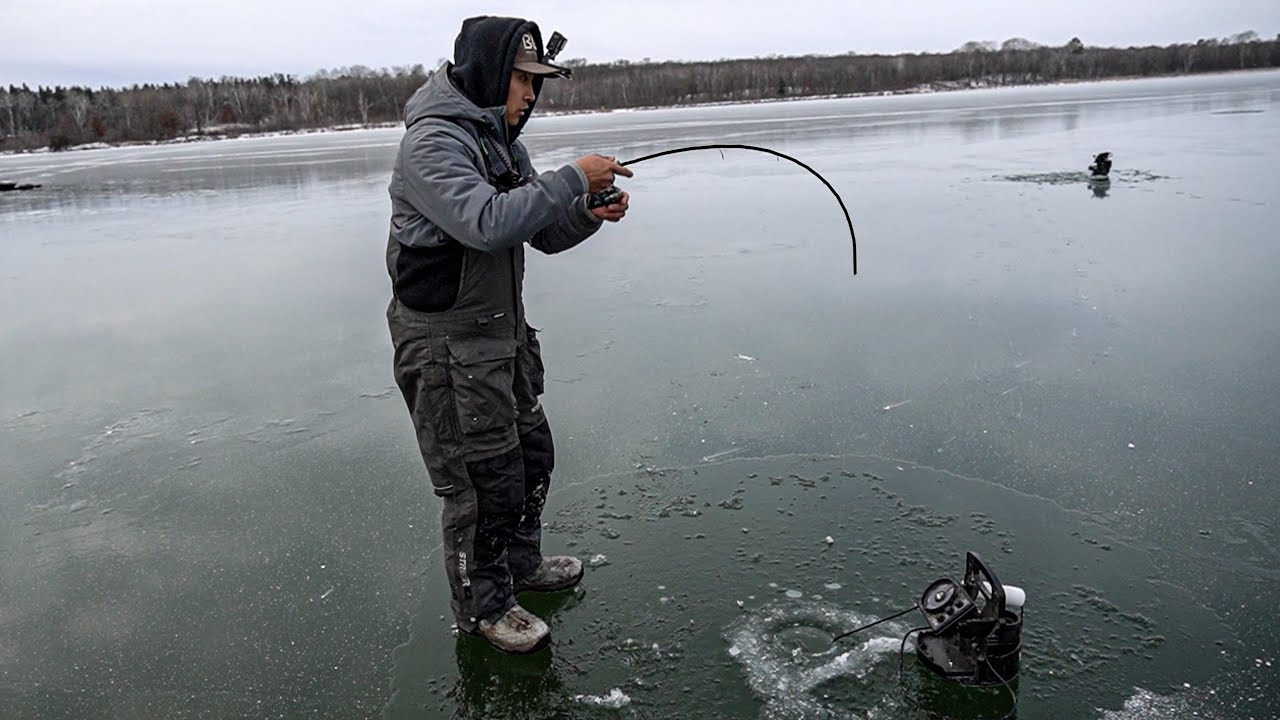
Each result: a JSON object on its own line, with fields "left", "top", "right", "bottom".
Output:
{"left": 66, "top": 89, "right": 91, "bottom": 128}
{"left": 0, "top": 88, "right": 15, "bottom": 136}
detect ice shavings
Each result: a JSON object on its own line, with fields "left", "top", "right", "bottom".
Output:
{"left": 725, "top": 599, "right": 908, "bottom": 719}
{"left": 573, "top": 688, "right": 631, "bottom": 709}
{"left": 1098, "top": 687, "right": 1200, "bottom": 719}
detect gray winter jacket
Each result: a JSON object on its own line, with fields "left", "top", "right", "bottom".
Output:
{"left": 388, "top": 64, "right": 601, "bottom": 256}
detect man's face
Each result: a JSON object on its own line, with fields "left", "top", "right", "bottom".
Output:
{"left": 506, "top": 70, "right": 536, "bottom": 127}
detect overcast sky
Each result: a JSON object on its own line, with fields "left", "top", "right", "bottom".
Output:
{"left": 3, "top": 0, "right": 1277, "bottom": 88}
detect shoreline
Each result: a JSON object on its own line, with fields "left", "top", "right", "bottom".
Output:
{"left": 588, "top": 66, "right": 1280, "bottom": 114}
{"left": 0, "top": 120, "right": 406, "bottom": 157}
{"left": 3, "top": 67, "right": 1276, "bottom": 157}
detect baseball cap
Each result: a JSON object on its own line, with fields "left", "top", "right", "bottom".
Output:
{"left": 512, "top": 32, "right": 570, "bottom": 77}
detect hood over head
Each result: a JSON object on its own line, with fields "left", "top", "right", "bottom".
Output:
{"left": 446, "top": 15, "right": 558, "bottom": 141}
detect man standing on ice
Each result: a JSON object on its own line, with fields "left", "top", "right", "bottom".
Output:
{"left": 385, "top": 15, "right": 632, "bottom": 654}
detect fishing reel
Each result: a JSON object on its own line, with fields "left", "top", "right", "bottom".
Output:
{"left": 915, "top": 552, "right": 1024, "bottom": 688}
{"left": 587, "top": 186, "right": 624, "bottom": 209}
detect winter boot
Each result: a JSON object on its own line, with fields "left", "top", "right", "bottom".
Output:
{"left": 472, "top": 605, "right": 551, "bottom": 655}
{"left": 513, "top": 555, "right": 584, "bottom": 594}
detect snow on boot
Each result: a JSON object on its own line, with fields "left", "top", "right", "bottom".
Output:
{"left": 514, "top": 555, "right": 584, "bottom": 593}
{"left": 474, "top": 605, "right": 551, "bottom": 655}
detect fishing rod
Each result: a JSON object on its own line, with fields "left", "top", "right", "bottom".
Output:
{"left": 542, "top": 33, "right": 856, "bottom": 272}
{"left": 591, "top": 144, "right": 859, "bottom": 274}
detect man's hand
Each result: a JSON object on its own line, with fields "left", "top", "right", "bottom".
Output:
{"left": 576, "top": 154, "right": 634, "bottom": 192}
{"left": 590, "top": 191, "right": 629, "bottom": 223}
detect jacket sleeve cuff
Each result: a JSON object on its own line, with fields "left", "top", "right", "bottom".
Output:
{"left": 575, "top": 195, "right": 604, "bottom": 228}
{"left": 559, "top": 162, "right": 589, "bottom": 196}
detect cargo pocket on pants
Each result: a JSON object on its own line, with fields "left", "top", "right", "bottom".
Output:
{"left": 414, "top": 363, "right": 465, "bottom": 496}
{"left": 522, "top": 323, "right": 546, "bottom": 397}
{"left": 445, "top": 336, "right": 519, "bottom": 435}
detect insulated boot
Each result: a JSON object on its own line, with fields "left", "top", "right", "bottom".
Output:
{"left": 473, "top": 605, "right": 551, "bottom": 655}
{"left": 513, "top": 555, "right": 584, "bottom": 594}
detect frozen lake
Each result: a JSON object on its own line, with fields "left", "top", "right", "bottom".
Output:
{"left": 2, "top": 70, "right": 1279, "bottom": 719}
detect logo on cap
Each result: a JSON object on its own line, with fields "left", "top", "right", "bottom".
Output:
{"left": 513, "top": 31, "right": 569, "bottom": 77}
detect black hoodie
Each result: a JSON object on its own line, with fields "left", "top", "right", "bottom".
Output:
{"left": 448, "top": 15, "right": 547, "bottom": 143}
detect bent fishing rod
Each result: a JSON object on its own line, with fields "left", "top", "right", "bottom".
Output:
{"left": 615, "top": 144, "right": 858, "bottom": 275}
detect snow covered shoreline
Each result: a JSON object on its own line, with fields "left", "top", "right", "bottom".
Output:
{"left": 0, "top": 79, "right": 1023, "bottom": 156}
{"left": 3, "top": 67, "right": 1273, "bottom": 157}
{"left": 0, "top": 120, "right": 405, "bottom": 156}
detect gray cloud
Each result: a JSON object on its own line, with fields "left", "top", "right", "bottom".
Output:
{"left": 3, "top": 0, "right": 1277, "bottom": 87}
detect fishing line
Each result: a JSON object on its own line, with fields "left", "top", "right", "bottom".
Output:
{"left": 983, "top": 654, "right": 1019, "bottom": 716}
{"left": 830, "top": 606, "right": 917, "bottom": 644}
{"left": 619, "top": 144, "right": 858, "bottom": 274}
{"left": 898, "top": 625, "right": 929, "bottom": 682}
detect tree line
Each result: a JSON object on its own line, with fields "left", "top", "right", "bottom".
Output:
{"left": 1, "top": 32, "right": 1276, "bottom": 152}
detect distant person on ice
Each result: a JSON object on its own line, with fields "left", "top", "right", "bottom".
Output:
{"left": 384, "top": 15, "right": 632, "bottom": 654}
